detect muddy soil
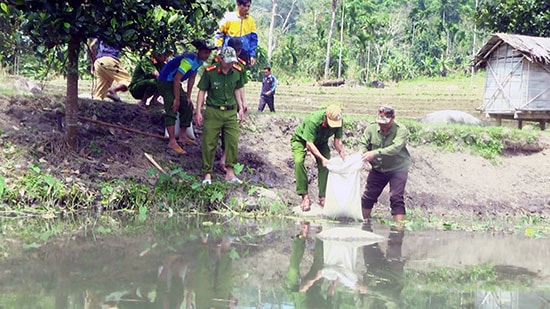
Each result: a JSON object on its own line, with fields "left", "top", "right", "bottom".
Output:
{"left": 0, "top": 89, "right": 549, "bottom": 220}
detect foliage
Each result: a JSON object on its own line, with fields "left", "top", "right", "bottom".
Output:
{"left": 476, "top": 0, "right": 550, "bottom": 37}
{"left": 2, "top": 0, "right": 230, "bottom": 147}
{"left": 405, "top": 264, "right": 534, "bottom": 291}
{"left": 3, "top": 0, "right": 545, "bottom": 84}
{"left": 404, "top": 121, "right": 539, "bottom": 159}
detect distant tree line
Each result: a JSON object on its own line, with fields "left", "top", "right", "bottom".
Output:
{"left": 253, "top": 0, "right": 549, "bottom": 83}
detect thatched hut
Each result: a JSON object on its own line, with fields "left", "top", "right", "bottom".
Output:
{"left": 474, "top": 33, "right": 550, "bottom": 130}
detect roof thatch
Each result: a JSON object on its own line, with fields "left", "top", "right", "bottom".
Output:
{"left": 474, "top": 33, "right": 550, "bottom": 68}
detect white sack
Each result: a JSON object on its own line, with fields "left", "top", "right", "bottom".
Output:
{"left": 317, "top": 227, "right": 386, "bottom": 246}
{"left": 164, "top": 114, "right": 196, "bottom": 140}
{"left": 164, "top": 113, "right": 181, "bottom": 138}
{"left": 323, "top": 153, "right": 364, "bottom": 220}
{"left": 321, "top": 240, "right": 359, "bottom": 289}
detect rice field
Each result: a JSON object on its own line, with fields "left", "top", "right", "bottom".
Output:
{"left": 16, "top": 71, "right": 487, "bottom": 121}
{"left": 244, "top": 73, "right": 486, "bottom": 120}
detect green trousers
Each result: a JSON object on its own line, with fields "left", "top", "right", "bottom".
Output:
{"left": 284, "top": 237, "right": 326, "bottom": 308}
{"left": 129, "top": 79, "right": 157, "bottom": 100}
{"left": 157, "top": 80, "right": 192, "bottom": 128}
{"left": 202, "top": 106, "right": 239, "bottom": 174}
{"left": 291, "top": 138, "right": 330, "bottom": 197}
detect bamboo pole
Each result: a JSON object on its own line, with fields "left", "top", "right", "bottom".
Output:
{"left": 77, "top": 116, "right": 167, "bottom": 140}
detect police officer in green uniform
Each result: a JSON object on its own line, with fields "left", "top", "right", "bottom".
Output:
{"left": 218, "top": 37, "right": 249, "bottom": 172}
{"left": 128, "top": 49, "right": 171, "bottom": 109}
{"left": 291, "top": 105, "right": 346, "bottom": 212}
{"left": 195, "top": 47, "right": 245, "bottom": 185}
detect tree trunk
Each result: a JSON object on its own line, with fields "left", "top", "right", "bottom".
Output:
{"left": 324, "top": 0, "right": 337, "bottom": 80}
{"left": 66, "top": 36, "right": 80, "bottom": 149}
{"left": 268, "top": 0, "right": 277, "bottom": 63}
{"left": 337, "top": 0, "right": 345, "bottom": 79}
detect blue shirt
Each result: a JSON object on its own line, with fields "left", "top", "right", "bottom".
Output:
{"left": 261, "top": 74, "right": 277, "bottom": 96}
{"left": 96, "top": 41, "right": 121, "bottom": 60}
{"left": 157, "top": 53, "right": 204, "bottom": 82}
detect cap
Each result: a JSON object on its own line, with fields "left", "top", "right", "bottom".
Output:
{"left": 221, "top": 46, "right": 238, "bottom": 63}
{"left": 376, "top": 106, "right": 395, "bottom": 124}
{"left": 326, "top": 105, "right": 342, "bottom": 128}
{"left": 191, "top": 39, "right": 216, "bottom": 51}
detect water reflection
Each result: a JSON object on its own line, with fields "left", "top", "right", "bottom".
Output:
{"left": 0, "top": 217, "right": 548, "bottom": 308}
{"left": 94, "top": 235, "right": 237, "bottom": 308}
{"left": 362, "top": 223, "right": 405, "bottom": 308}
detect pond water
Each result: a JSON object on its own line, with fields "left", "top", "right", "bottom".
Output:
{"left": 0, "top": 217, "right": 548, "bottom": 308}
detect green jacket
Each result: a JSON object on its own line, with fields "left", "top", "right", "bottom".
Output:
{"left": 129, "top": 56, "right": 163, "bottom": 86}
{"left": 361, "top": 121, "right": 411, "bottom": 173}
{"left": 292, "top": 109, "right": 343, "bottom": 145}
{"left": 197, "top": 62, "right": 244, "bottom": 107}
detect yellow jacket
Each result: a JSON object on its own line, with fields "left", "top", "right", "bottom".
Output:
{"left": 215, "top": 11, "right": 258, "bottom": 59}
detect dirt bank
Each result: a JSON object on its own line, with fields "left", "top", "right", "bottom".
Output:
{"left": 1, "top": 93, "right": 549, "bottom": 220}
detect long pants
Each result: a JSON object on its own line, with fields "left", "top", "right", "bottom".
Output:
{"left": 157, "top": 81, "right": 192, "bottom": 128}
{"left": 291, "top": 139, "right": 330, "bottom": 197}
{"left": 93, "top": 56, "right": 130, "bottom": 100}
{"left": 258, "top": 95, "right": 275, "bottom": 112}
{"left": 202, "top": 106, "right": 239, "bottom": 174}
{"left": 284, "top": 237, "right": 326, "bottom": 307}
{"left": 129, "top": 79, "right": 157, "bottom": 101}
{"left": 361, "top": 169, "right": 408, "bottom": 215}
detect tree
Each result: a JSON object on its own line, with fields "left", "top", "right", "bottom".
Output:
{"left": 2, "top": 0, "right": 227, "bottom": 148}
{"left": 264, "top": 0, "right": 298, "bottom": 64}
{"left": 476, "top": 0, "right": 550, "bottom": 37}
{"left": 323, "top": 0, "right": 337, "bottom": 80}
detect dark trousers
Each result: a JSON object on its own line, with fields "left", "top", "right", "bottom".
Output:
{"left": 258, "top": 95, "right": 275, "bottom": 112}
{"left": 361, "top": 169, "right": 408, "bottom": 215}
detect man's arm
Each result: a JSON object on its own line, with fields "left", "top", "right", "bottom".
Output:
{"left": 306, "top": 141, "right": 329, "bottom": 167}
{"left": 195, "top": 89, "right": 206, "bottom": 126}
{"left": 235, "top": 87, "right": 244, "bottom": 121}
{"left": 333, "top": 137, "right": 345, "bottom": 159}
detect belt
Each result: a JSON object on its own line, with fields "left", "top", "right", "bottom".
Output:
{"left": 207, "top": 104, "right": 235, "bottom": 111}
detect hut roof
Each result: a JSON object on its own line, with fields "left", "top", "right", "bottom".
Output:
{"left": 474, "top": 33, "right": 550, "bottom": 68}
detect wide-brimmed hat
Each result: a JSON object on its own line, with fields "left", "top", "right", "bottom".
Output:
{"left": 376, "top": 106, "right": 395, "bottom": 124}
{"left": 326, "top": 105, "right": 342, "bottom": 128}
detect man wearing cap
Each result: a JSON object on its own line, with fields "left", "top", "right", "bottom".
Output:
{"left": 291, "top": 105, "right": 346, "bottom": 211}
{"left": 158, "top": 39, "right": 216, "bottom": 155}
{"left": 216, "top": 37, "right": 249, "bottom": 172}
{"left": 195, "top": 47, "right": 245, "bottom": 185}
{"left": 129, "top": 48, "right": 172, "bottom": 109}
{"left": 360, "top": 106, "right": 411, "bottom": 223}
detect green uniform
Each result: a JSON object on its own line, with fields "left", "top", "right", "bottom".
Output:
{"left": 291, "top": 109, "right": 343, "bottom": 198}
{"left": 215, "top": 56, "right": 248, "bottom": 152}
{"left": 197, "top": 62, "right": 244, "bottom": 174}
{"left": 192, "top": 244, "right": 234, "bottom": 309}
{"left": 360, "top": 121, "right": 411, "bottom": 215}
{"left": 284, "top": 237, "right": 329, "bottom": 308}
{"left": 128, "top": 56, "right": 164, "bottom": 100}
{"left": 360, "top": 121, "right": 411, "bottom": 172}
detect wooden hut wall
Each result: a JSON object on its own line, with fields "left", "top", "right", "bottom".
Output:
{"left": 525, "top": 62, "right": 550, "bottom": 110}
{"left": 483, "top": 44, "right": 526, "bottom": 113}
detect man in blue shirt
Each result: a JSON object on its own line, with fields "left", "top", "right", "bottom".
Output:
{"left": 258, "top": 66, "right": 277, "bottom": 112}
{"left": 158, "top": 40, "right": 216, "bottom": 155}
